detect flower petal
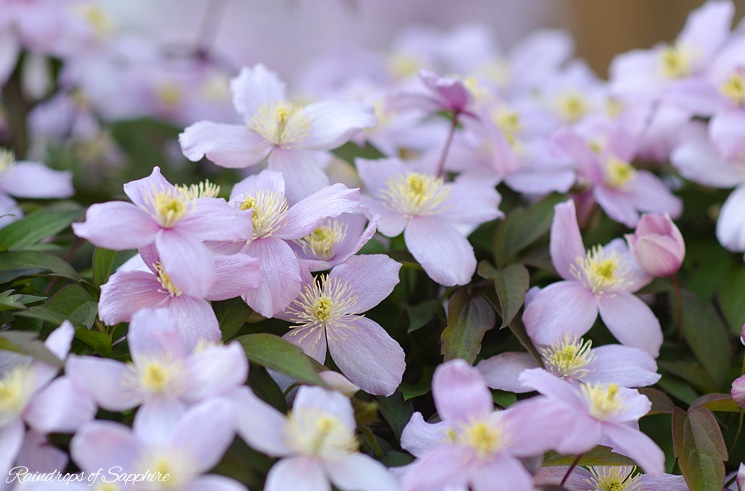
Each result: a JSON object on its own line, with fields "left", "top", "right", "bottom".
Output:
{"left": 301, "top": 100, "right": 376, "bottom": 150}
{"left": 432, "top": 359, "right": 492, "bottom": 423}
{"left": 66, "top": 355, "right": 141, "bottom": 411}
{"left": 168, "top": 296, "right": 221, "bottom": 348}
{"left": 98, "top": 270, "right": 168, "bottom": 325}
{"left": 184, "top": 343, "right": 248, "bottom": 401}
{"left": 242, "top": 237, "right": 302, "bottom": 317}
{"left": 230, "top": 387, "right": 290, "bottom": 457}
{"left": 206, "top": 254, "right": 262, "bottom": 301}
{"left": 73, "top": 202, "right": 160, "bottom": 250}
{"left": 71, "top": 421, "right": 143, "bottom": 472}
{"left": 550, "top": 200, "right": 586, "bottom": 281}
{"left": 603, "top": 422, "right": 665, "bottom": 475}
{"left": 405, "top": 216, "right": 476, "bottom": 286}
{"left": 0, "top": 162, "right": 73, "bottom": 198}
{"left": 717, "top": 184, "right": 745, "bottom": 252}
{"left": 231, "top": 64, "right": 287, "bottom": 121}
{"left": 326, "top": 453, "right": 399, "bottom": 491}
{"left": 25, "top": 377, "right": 96, "bottom": 434}
{"left": 179, "top": 121, "right": 271, "bottom": 168}
{"left": 155, "top": 229, "right": 216, "bottom": 299}
{"left": 277, "top": 183, "right": 360, "bottom": 240}
{"left": 476, "top": 352, "right": 539, "bottom": 393}
{"left": 523, "top": 281, "right": 598, "bottom": 347}
{"left": 470, "top": 455, "right": 534, "bottom": 491}
{"left": 597, "top": 292, "right": 662, "bottom": 357}
{"left": 267, "top": 148, "right": 330, "bottom": 204}
{"left": 585, "top": 345, "right": 660, "bottom": 387}
{"left": 330, "top": 254, "right": 401, "bottom": 313}
{"left": 400, "top": 412, "right": 449, "bottom": 458}
{"left": 265, "top": 457, "right": 329, "bottom": 491}
{"left": 171, "top": 399, "right": 237, "bottom": 473}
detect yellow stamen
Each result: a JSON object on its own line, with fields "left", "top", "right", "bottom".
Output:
{"left": 381, "top": 172, "right": 451, "bottom": 216}
{"left": 388, "top": 52, "right": 421, "bottom": 79}
{"left": 585, "top": 466, "right": 641, "bottom": 491}
{"left": 570, "top": 245, "right": 631, "bottom": 294}
{"left": 604, "top": 157, "right": 637, "bottom": 189}
{"left": 157, "top": 84, "right": 182, "bottom": 109}
{"left": 720, "top": 71, "right": 745, "bottom": 105}
{"left": 151, "top": 191, "right": 190, "bottom": 228}
{"left": 249, "top": 101, "right": 311, "bottom": 147}
{"left": 287, "top": 274, "right": 359, "bottom": 329}
{"left": 296, "top": 221, "right": 348, "bottom": 261}
{"left": 0, "top": 148, "right": 15, "bottom": 174}
{"left": 0, "top": 365, "right": 34, "bottom": 426}
{"left": 175, "top": 180, "right": 221, "bottom": 200}
{"left": 239, "top": 189, "right": 289, "bottom": 239}
{"left": 462, "top": 421, "right": 502, "bottom": 458}
{"left": 154, "top": 262, "right": 182, "bottom": 297}
{"left": 582, "top": 383, "right": 624, "bottom": 420}
{"left": 541, "top": 335, "right": 595, "bottom": 380}
{"left": 125, "top": 355, "right": 185, "bottom": 397}
{"left": 556, "top": 92, "right": 590, "bottom": 122}
{"left": 660, "top": 44, "right": 691, "bottom": 79}
{"left": 285, "top": 408, "right": 359, "bottom": 457}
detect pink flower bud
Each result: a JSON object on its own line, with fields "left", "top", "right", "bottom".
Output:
{"left": 733, "top": 375, "right": 745, "bottom": 407}
{"left": 625, "top": 213, "right": 685, "bottom": 277}
{"left": 738, "top": 463, "right": 745, "bottom": 491}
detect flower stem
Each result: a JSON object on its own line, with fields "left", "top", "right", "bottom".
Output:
{"left": 561, "top": 453, "right": 583, "bottom": 486}
{"left": 730, "top": 409, "right": 744, "bottom": 453}
{"left": 436, "top": 111, "right": 459, "bottom": 179}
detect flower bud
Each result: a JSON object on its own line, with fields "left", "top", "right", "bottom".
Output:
{"left": 625, "top": 213, "right": 685, "bottom": 277}
{"left": 733, "top": 375, "right": 745, "bottom": 407}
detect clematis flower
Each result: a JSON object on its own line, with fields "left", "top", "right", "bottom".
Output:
{"left": 98, "top": 244, "right": 261, "bottom": 346}
{"left": 66, "top": 309, "right": 248, "bottom": 415}
{"left": 233, "top": 385, "right": 398, "bottom": 491}
{"left": 523, "top": 199, "right": 662, "bottom": 356}
{"left": 399, "top": 359, "right": 572, "bottom": 491}
{"left": 477, "top": 335, "right": 660, "bottom": 393}
{"left": 72, "top": 167, "right": 252, "bottom": 298}
{"left": 626, "top": 213, "right": 685, "bottom": 277}
{"left": 278, "top": 254, "right": 405, "bottom": 396}
{"left": 732, "top": 375, "right": 745, "bottom": 407}
{"left": 180, "top": 64, "right": 376, "bottom": 202}
{"left": 535, "top": 465, "right": 688, "bottom": 490}
{"left": 357, "top": 157, "right": 502, "bottom": 286}
{"left": 519, "top": 368, "right": 664, "bottom": 475}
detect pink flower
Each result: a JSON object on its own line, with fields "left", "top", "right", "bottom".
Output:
{"left": 523, "top": 200, "right": 662, "bottom": 356}
{"left": 535, "top": 465, "right": 688, "bottom": 490}
{"left": 626, "top": 213, "right": 685, "bottom": 277}
{"left": 278, "top": 254, "right": 405, "bottom": 396}
{"left": 733, "top": 375, "right": 745, "bottom": 407}
{"left": 357, "top": 157, "right": 502, "bottom": 286}
{"left": 232, "top": 386, "right": 398, "bottom": 491}
{"left": 520, "top": 368, "right": 665, "bottom": 475}
{"left": 72, "top": 167, "right": 252, "bottom": 298}
{"left": 399, "top": 360, "right": 572, "bottom": 491}
{"left": 180, "top": 64, "right": 376, "bottom": 202}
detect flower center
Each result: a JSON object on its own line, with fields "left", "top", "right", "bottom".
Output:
{"left": 175, "top": 180, "right": 221, "bottom": 200}
{"left": 154, "top": 262, "right": 182, "bottom": 297}
{"left": 296, "top": 221, "right": 348, "bottom": 261}
{"left": 249, "top": 101, "right": 311, "bottom": 147}
{"left": 157, "top": 84, "right": 182, "bottom": 109}
{"left": 285, "top": 407, "right": 359, "bottom": 457}
{"left": 239, "top": 189, "right": 289, "bottom": 239}
{"left": 585, "top": 466, "right": 641, "bottom": 491}
{"left": 125, "top": 355, "right": 185, "bottom": 398}
{"left": 555, "top": 91, "right": 590, "bottom": 122}
{"left": 660, "top": 44, "right": 692, "bottom": 79}
{"left": 286, "top": 274, "right": 359, "bottom": 329}
{"left": 0, "top": 148, "right": 15, "bottom": 174}
{"left": 541, "top": 335, "right": 595, "bottom": 381}
{"left": 0, "top": 365, "right": 34, "bottom": 426}
{"left": 136, "top": 449, "right": 192, "bottom": 490}
{"left": 582, "top": 383, "right": 624, "bottom": 420}
{"left": 720, "top": 70, "right": 745, "bottom": 106}
{"left": 604, "top": 157, "right": 637, "bottom": 189}
{"left": 381, "top": 172, "right": 451, "bottom": 217}
{"left": 461, "top": 420, "right": 503, "bottom": 458}
{"left": 150, "top": 190, "right": 190, "bottom": 228}
{"left": 570, "top": 245, "right": 631, "bottom": 294}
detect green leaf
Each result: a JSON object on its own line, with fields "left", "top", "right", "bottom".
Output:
{"left": 690, "top": 393, "right": 742, "bottom": 413}
{"left": 657, "top": 375, "right": 699, "bottom": 405}
{"left": 0, "top": 290, "right": 26, "bottom": 311}
{"left": 543, "top": 445, "right": 636, "bottom": 466}
{"left": 93, "top": 248, "right": 134, "bottom": 288}
{"left": 0, "top": 250, "right": 78, "bottom": 280}
{"left": 405, "top": 300, "right": 444, "bottom": 334}
{"left": 719, "top": 266, "right": 745, "bottom": 335}
{"left": 376, "top": 391, "right": 414, "bottom": 440}
{"left": 235, "top": 333, "right": 325, "bottom": 386}
{"left": 493, "top": 194, "right": 563, "bottom": 267}
{"left": 74, "top": 328, "right": 112, "bottom": 357}
{"left": 678, "top": 291, "right": 731, "bottom": 385}
{"left": 0, "top": 331, "right": 63, "bottom": 367}
{"left": 44, "top": 283, "right": 97, "bottom": 328}
{"left": 658, "top": 360, "right": 718, "bottom": 393}
{"left": 491, "top": 264, "right": 529, "bottom": 328}
{"left": 673, "top": 406, "right": 727, "bottom": 491}
{"left": 492, "top": 390, "right": 517, "bottom": 408}
{"left": 638, "top": 387, "right": 675, "bottom": 415}
{"left": 214, "top": 298, "right": 251, "bottom": 342}
{"left": 441, "top": 289, "right": 496, "bottom": 364}
{"left": 0, "top": 208, "right": 81, "bottom": 250}
{"left": 247, "top": 364, "right": 288, "bottom": 412}
{"left": 399, "top": 366, "right": 433, "bottom": 401}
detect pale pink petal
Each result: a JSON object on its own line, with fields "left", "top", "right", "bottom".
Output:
{"left": 327, "top": 316, "right": 405, "bottom": 396}
{"left": 518, "top": 368, "right": 583, "bottom": 410}
{"left": 42, "top": 321, "right": 74, "bottom": 360}
{"left": 0, "top": 421, "right": 24, "bottom": 479}
{"left": 522, "top": 281, "right": 598, "bottom": 347}
{"left": 355, "top": 157, "right": 407, "bottom": 198}
{"left": 361, "top": 196, "right": 408, "bottom": 237}
{"left": 0, "top": 30, "right": 19, "bottom": 86}
{"left": 65, "top": 355, "right": 141, "bottom": 411}
{"left": 301, "top": 100, "right": 376, "bottom": 150}
{"left": 283, "top": 325, "right": 328, "bottom": 364}
{"left": 265, "top": 457, "right": 329, "bottom": 491}
{"left": 594, "top": 186, "right": 641, "bottom": 228}
{"left": 677, "top": 0, "right": 734, "bottom": 61}
{"left": 326, "top": 453, "right": 399, "bottom": 491}
{"left": 184, "top": 343, "right": 248, "bottom": 401}
{"left": 603, "top": 423, "right": 665, "bottom": 475}
{"left": 505, "top": 167, "right": 576, "bottom": 195}
{"left": 405, "top": 216, "right": 476, "bottom": 286}
{"left": 230, "top": 387, "right": 290, "bottom": 457}
{"left": 155, "top": 229, "right": 216, "bottom": 299}
{"left": 0, "top": 162, "right": 73, "bottom": 198}
{"left": 72, "top": 202, "right": 160, "bottom": 250}
{"left": 471, "top": 456, "right": 533, "bottom": 491}
{"left": 585, "top": 345, "right": 660, "bottom": 387}
{"left": 330, "top": 254, "right": 401, "bottom": 313}
{"left": 400, "top": 445, "right": 470, "bottom": 491}
{"left": 0, "top": 193, "right": 22, "bottom": 228}
{"left": 121, "top": 166, "right": 175, "bottom": 211}
{"left": 293, "top": 387, "right": 357, "bottom": 429}
{"left": 16, "top": 430, "right": 68, "bottom": 473}
{"left": 277, "top": 183, "right": 361, "bottom": 240}
{"left": 71, "top": 421, "right": 143, "bottom": 472}
{"left": 597, "top": 292, "right": 662, "bottom": 357}
{"left": 504, "top": 397, "right": 579, "bottom": 456}
{"left": 230, "top": 169, "right": 285, "bottom": 201}
{"left": 171, "top": 399, "right": 237, "bottom": 473}
{"left": 614, "top": 388, "right": 653, "bottom": 422}
{"left": 177, "top": 198, "right": 253, "bottom": 241}
{"left": 185, "top": 475, "right": 248, "bottom": 491}
{"left": 628, "top": 171, "right": 682, "bottom": 218}
{"left": 401, "top": 412, "right": 450, "bottom": 458}
{"left": 133, "top": 399, "right": 185, "bottom": 445}
{"left": 243, "top": 237, "right": 302, "bottom": 317}
{"left": 552, "top": 128, "right": 598, "bottom": 170}
{"left": 433, "top": 359, "right": 492, "bottom": 423}
{"left": 267, "top": 148, "right": 330, "bottom": 204}
{"left": 476, "top": 352, "right": 539, "bottom": 393}
{"left": 710, "top": 111, "right": 745, "bottom": 163}
{"left": 179, "top": 121, "right": 271, "bottom": 168}
{"left": 437, "top": 177, "right": 502, "bottom": 225}
{"left": 231, "top": 64, "right": 287, "bottom": 121}
{"left": 25, "top": 378, "right": 96, "bottom": 434}
{"left": 98, "top": 270, "right": 168, "bottom": 325}
{"left": 636, "top": 473, "right": 689, "bottom": 490}
{"left": 717, "top": 184, "right": 745, "bottom": 252}
{"left": 168, "top": 296, "right": 221, "bottom": 347}
{"left": 550, "top": 200, "right": 586, "bottom": 281}
{"left": 206, "top": 254, "right": 262, "bottom": 301}
{"left": 128, "top": 308, "right": 186, "bottom": 361}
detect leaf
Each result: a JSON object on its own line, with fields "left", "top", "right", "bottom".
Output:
{"left": 235, "top": 333, "right": 325, "bottom": 386}
{"left": 0, "top": 250, "right": 78, "bottom": 280}
{"left": 543, "top": 445, "right": 636, "bottom": 466}
{"left": 93, "top": 248, "right": 134, "bottom": 288}
{"left": 441, "top": 289, "right": 496, "bottom": 364}
{"left": 638, "top": 387, "right": 675, "bottom": 415}
{"left": 405, "top": 300, "right": 444, "bottom": 334}
{"left": 74, "top": 328, "right": 112, "bottom": 357}
{"left": 657, "top": 375, "right": 699, "bottom": 405}
{"left": 0, "top": 331, "right": 63, "bottom": 367}
{"left": 213, "top": 298, "right": 251, "bottom": 341}
{"left": 0, "top": 268, "right": 47, "bottom": 283}
{"left": 44, "top": 283, "right": 97, "bottom": 328}
{"left": 376, "top": 390, "right": 414, "bottom": 440}
{"left": 690, "top": 393, "right": 742, "bottom": 413}
{"left": 399, "top": 366, "right": 433, "bottom": 401}
{"left": 658, "top": 360, "right": 718, "bottom": 393}
{"left": 678, "top": 291, "right": 731, "bottom": 385}
{"left": 0, "top": 208, "right": 81, "bottom": 250}
{"left": 493, "top": 194, "right": 563, "bottom": 267}
{"left": 247, "top": 364, "right": 288, "bottom": 412}
{"left": 491, "top": 264, "right": 529, "bottom": 328}
{"left": 0, "top": 290, "right": 26, "bottom": 311}
{"left": 719, "top": 266, "right": 745, "bottom": 335}
{"left": 673, "top": 406, "right": 727, "bottom": 491}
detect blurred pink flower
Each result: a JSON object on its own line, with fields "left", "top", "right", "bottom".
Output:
{"left": 626, "top": 213, "right": 685, "bottom": 277}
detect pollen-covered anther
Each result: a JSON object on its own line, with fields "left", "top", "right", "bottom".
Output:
{"left": 541, "top": 335, "right": 595, "bottom": 380}
{"left": 125, "top": 355, "right": 185, "bottom": 397}
{"left": 239, "top": 189, "right": 289, "bottom": 239}
{"left": 660, "top": 44, "right": 692, "bottom": 79}
{"left": 154, "top": 262, "right": 183, "bottom": 297}
{"left": 720, "top": 71, "right": 745, "bottom": 105}
{"left": 175, "top": 180, "right": 221, "bottom": 200}
{"left": 0, "top": 148, "right": 15, "bottom": 173}
{"left": 0, "top": 365, "right": 34, "bottom": 425}
{"left": 570, "top": 244, "right": 632, "bottom": 294}
{"left": 297, "top": 222, "right": 348, "bottom": 261}
{"left": 584, "top": 466, "right": 642, "bottom": 491}
{"left": 582, "top": 383, "right": 624, "bottom": 421}
{"left": 555, "top": 91, "right": 590, "bottom": 122}
{"left": 453, "top": 419, "right": 506, "bottom": 458}
{"left": 381, "top": 172, "right": 451, "bottom": 216}
{"left": 604, "top": 157, "right": 637, "bottom": 189}
{"left": 136, "top": 449, "right": 195, "bottom": 490}
{"left": 287, "top": 274, "right": 359, "bottom": 328}
{"left": 249, "top": 101, "right": 311, "bottom": 147}
{"left": 150, "top": 190, "right": 190, "bottom": 228}
{"left": 285, "top": 408, "right": 359, "bottom": 457}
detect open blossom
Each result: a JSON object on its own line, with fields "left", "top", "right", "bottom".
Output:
{"left": 180, "top": 64, "right": 376, "bottom": 202}
{"left": 477, "top": 335, "right": 660, "bottom": 393}
{"left": 233, "top": 386, "right": 398, "bottom": 491}
{"left": 278, "top": 254, "right": 405, "bottom": 396}
{"left": 626, "top": 213, "right": 685, "bottom": 277}
{"left": 523, "top": 199, "right": 662, "bottom": 356}
{"left": 535, "top": 465, "right": 688, "bottom": 490}
{"left": 399, "top": 360, "right": 572, "bottom": 491}
{"left": 98, "top": 244, "right": 261, "bottom": 346}
{"left": 66, "top": 309, "right": 248, "bottom": 414}
{"left": 72, "top": 167, "right": 252, "bottom": 298}
{"left": 357, "top": 157, "right": 502, "bottom": 286}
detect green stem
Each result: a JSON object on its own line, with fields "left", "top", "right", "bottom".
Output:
{"left": 435, "top": 111, "right": 459, "bottom": 179}
{"left": 731, "top": 409, "right": 745, "bottom": 453}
